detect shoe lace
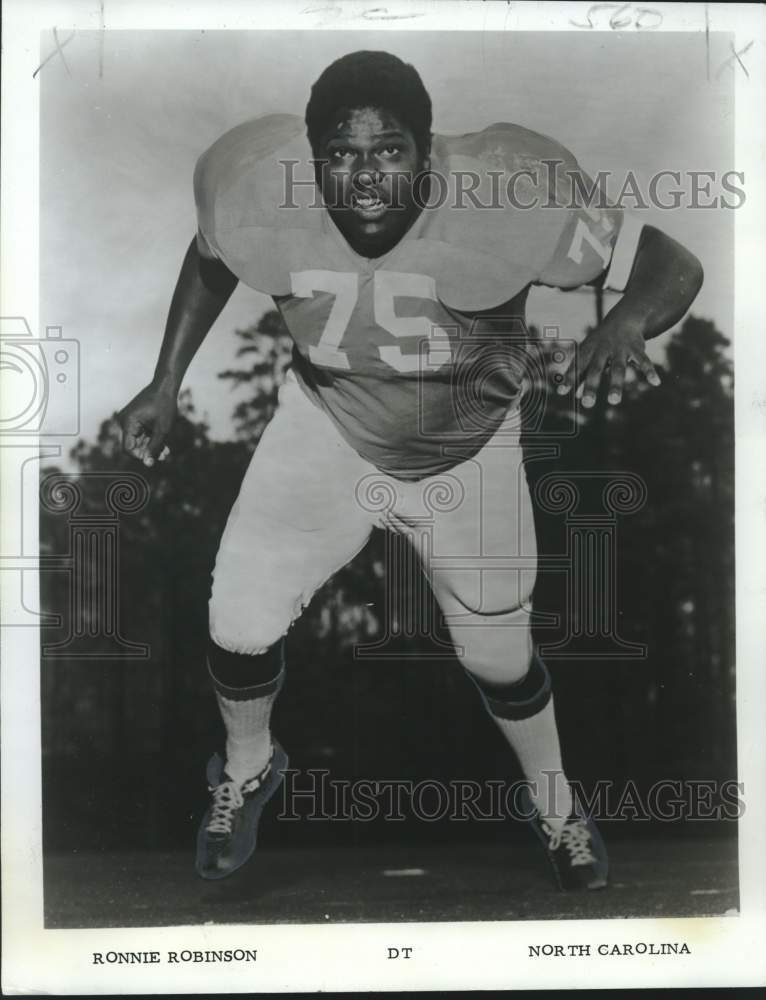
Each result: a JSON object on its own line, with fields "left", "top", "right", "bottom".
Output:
{"left": 205, "top": 756, "right": 273, "bottom": 835}
{"left": 543, "top": 817, "right": 596, "bottom": 866}
{"left": 206, "top": 781, "right": 244, "bottom": 835}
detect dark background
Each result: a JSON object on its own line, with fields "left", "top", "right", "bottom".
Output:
{"left": 40, "top": 305, "right": 736, "bottom": 855}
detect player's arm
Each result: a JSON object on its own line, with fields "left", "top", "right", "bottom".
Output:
{"left": 118, "top": 237, "right": 238, "bottom": 465}
{"left": 558, "top": 222, "right": 703, "bottom": 408}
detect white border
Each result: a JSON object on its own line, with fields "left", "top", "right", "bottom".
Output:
{"left": 2, "top": 1, "right": 765, "bottom": 993}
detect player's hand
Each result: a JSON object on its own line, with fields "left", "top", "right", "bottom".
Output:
{"left": 555, "top": 321, "right": 660, "bottom": 409}
{"left": 118, "top": 382, "right": 177, "bottom": 467}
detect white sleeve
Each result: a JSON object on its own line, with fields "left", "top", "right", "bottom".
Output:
{"left": 196, "top": 227, "right": 220, "bottom": 261}
{"left": 603, "top": 213, "right": 644, "bottom": 292}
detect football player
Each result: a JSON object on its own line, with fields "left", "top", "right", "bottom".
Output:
{"left": 119, "top": 51, "right": 703, "bottom": 889}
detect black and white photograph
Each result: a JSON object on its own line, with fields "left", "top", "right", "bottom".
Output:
{"left": 2, "top": 0, "right": 765, "bottom": 993}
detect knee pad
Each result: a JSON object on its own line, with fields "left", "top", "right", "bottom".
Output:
{"left": 468, "top": 651, "right": 552, "bottom": 720}
{"left": 207, "top": 636, "right": 285, "bottom": 693}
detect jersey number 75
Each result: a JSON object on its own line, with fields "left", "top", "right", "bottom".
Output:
{"left": 290, "top": 269, "right": 453, "bottom": 373}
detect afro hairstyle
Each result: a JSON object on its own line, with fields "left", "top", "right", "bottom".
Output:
{"left": 305, "top": 50, "right": 433, "bottom": 158}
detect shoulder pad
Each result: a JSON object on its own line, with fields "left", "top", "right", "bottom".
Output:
{"left": 194, "top": 114, "right": 327, "bottom": 292}
{"left": 435, "top": 120, "right": 578, "bottom": 175}
{"left": 413, "top": 123, "right": 583, "bottom": 309}
{"left": 194, "top": 118, "right": 616, "bottom": 309}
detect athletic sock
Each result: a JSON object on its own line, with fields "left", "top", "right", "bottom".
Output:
{"left": 469, "top": 653, "right": 574, "bottom": 833}
{"left": 207, "top": 639, "right": 285, "bottom": 786}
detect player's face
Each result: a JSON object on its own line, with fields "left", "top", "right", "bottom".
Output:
{"left": 316, "top": 107, "right": 428, "bottom": 258}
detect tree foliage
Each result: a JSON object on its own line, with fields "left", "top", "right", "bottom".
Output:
{"left": 40, "top": 310, "right": 736, "bottom": 849}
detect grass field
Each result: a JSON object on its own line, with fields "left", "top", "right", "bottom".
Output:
{"left": 44, "top": 835, "right": 738, "bottom": 928}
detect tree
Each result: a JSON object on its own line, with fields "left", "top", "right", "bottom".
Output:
{"left": 526, "top": 315, "right": 735, "bottom": 790}
{"left": 40, "top": 309, "right": 737, "bottom": 850}
{"left": 218, "top": 310, "right": 294, "bottom": 444}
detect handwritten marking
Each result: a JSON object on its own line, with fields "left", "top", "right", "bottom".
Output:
{"left": 299, "top": 4, "right": 342, "bottom": 24}
{"left": 98, "top": 0, "right": 105, "bottom": 79}
{"left": 609, "top": 3, "right": 632, "bottom": 29}
{"left": 361, "top": 6, "right": 423, "bottom": 18}
{"left": 570, "top": 2, "right": 609, "bottom": 29}
{"left": 570, "top": 2, "right": 662, "bottom": 30}
{"left": 716, "top": 39, "right": 753, "bottom": 80}
{"left": 634, "top": 6, "right": 662, "bottom": 29}
{"left": 32, "top": 28, "right": 76, "bottom": 79}
{"left": 300, "top": 3, "right": 422, "bottom": 22}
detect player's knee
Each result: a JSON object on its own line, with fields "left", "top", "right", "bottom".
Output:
{"left": 437, "top": 576, "right": 534, "bottom": 619}
{"left": 209, "top": 608, "right": 285, "bottom": 656}
{"left": 439, "top": 586, "right": 534, "bottom": 685}
{"left": 208, "top": 585, "right": 293, "bottom": 656}
{"left": 451, "top": 613, "right": 533, "bottom": 684}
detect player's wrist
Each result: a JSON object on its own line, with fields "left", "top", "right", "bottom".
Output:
{"left": 594, "top": 306, "right": 649, "bottom": 347}
{"left": 150, "top": 370, "right": 182, "bottom": 397}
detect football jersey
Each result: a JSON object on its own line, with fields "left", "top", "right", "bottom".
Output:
{"left": 194, "top": 114, "right": 627, "bottom": 480}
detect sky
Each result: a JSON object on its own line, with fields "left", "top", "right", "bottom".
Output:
{"left": 40, "top": 28, "right": 735, "bottom": 447}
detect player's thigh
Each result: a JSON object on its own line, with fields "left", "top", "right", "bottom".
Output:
{"left": 383, "top": 434, "right": 536, "bottom": 680}
{"left": 221, "top": 371, "right": 372, "bottom": 530}
{"left": 209, "top": 374, "right": 373, "bottom": 653}
{"left": 210, "top": 509, "right": 372, "bottom": 654}
{"left": 419, "top": 430, "right": 538, "bottom": 616}
{"left": 396, "top": 428, "right": 537, "bottom": 679}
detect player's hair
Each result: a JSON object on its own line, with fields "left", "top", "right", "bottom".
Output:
{"left": 305, "top": 51, "right": 433, "bottom": 158}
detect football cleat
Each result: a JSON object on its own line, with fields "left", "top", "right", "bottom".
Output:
{"left": 195, "top": 740, "right": 288, "bottom": 880}
{"left": 521, "top": 790, "right": 609, "bottom": 891}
